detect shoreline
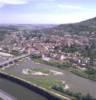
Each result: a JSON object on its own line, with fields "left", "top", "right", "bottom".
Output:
{"left": 71, "top": 70, "right": 96, "bottom": 81}
{"left": 32, "top": 58, "right": 96, "bottom": 81}
{"left": 0, "top": 71, "right": 70, "bottom": 100}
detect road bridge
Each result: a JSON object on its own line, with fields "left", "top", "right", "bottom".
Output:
{"left": 0, "top": 54, "right": 30, "bottom": 68}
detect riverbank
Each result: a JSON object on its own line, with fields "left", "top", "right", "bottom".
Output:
{"left": 2, "top": 56, "right": 96, "bottom": 99}
{"left": 52, "top": 85, "right": 95, "bottom": 100}
{"left": 31, "top": 58, "right": 71, "bottom": 70}
{"left": 70, "top": 68, "right": 96, "bottom": 81}
{"left": 31, "top": 58, "right": 96, "bottom": 81}
{"left": 0, "top": 71, "right": 70, "bottom": 100}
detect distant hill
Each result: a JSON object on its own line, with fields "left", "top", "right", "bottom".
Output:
{"left": 44, "top": 17, "right": 96, "bottom": 35}
{"left": 1, "top": 17, "right": 96, "bottom": 40}
{"left": 0, "top": 24, "right": 56, "bottom": 30}
{"left": 0, "top": 24, "right": 56, "bottom": 40}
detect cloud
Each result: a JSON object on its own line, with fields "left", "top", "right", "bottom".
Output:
{"left": 1, "top": 11, "right": 96, "bottom": 24}
{"left": 57, "top": 4, "right": 96, "bottom": 12}
{"left": 2, "top": 12, "right": 95, "bottom": 24}
{"left": 0, "top": 3, "right": 3, "bottom": 7}
{"left": 0, "top": 0, "right": 30, "bottom": 7}
{"left": 57, "top": 4, "right": 83, "bottom": 10}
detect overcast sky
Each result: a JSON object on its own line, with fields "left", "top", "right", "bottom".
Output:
{"left": 0, "top": 0, "right": 96, "bottom": 24}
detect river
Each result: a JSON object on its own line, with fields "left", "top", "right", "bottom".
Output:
{"left": 0, "top": 77, "right": 47, "bottom": 100}
{"left": 1, "top": 57, "right": 96, "bottom": 98}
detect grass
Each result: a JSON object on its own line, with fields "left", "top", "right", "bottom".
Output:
{"left": 71, "top": 68, "right": 96, "bottom": 81}
{"left": 32, "top": 58, "right": 71, "bottom": 70}
{"left": 1, "top": 67, "right": 62, "bottom": 90}
{"left": 27, "top": 76, "right": 62, "bottom": 90}
{"left": 31, "top": 57, "right": 96, "bottom": 81}
{"left": 31, "top": 68, "right": 50, "bottom": 73}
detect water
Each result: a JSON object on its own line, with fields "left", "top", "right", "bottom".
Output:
{"left": 2, "top": 57, "right": 96, "bottom": 98}
{"left": 0, "top": 77, "right": 47, "bottom": 100}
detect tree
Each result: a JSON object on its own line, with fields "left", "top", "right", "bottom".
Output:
{"left": 10, "top": 50, "right": 20, "bottom": 56}
{"left": 82, "top": 39, "right": 96, "bottom": 66}
{"left": 83, "top": 94, "right": 94, "bottom": 100}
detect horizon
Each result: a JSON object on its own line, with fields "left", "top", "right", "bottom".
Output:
{"left": 0, "top": 17, "right": 95, "bottom": 25}
{"left": 0, "top": 0, "right": 96, "bottom": 24}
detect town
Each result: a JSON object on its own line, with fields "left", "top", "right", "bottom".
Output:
{"left": 0, "top": 31, "right": 90, "bottom": 65}
{"left": 0, "top": 24, "right": 95, "bottom": 99}
{"left": 0, "top": 0, "right": 96, "bottom": 99}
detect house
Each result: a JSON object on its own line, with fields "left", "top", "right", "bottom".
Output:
{"left": 60, "top": 55, "right": 66, "bottom": 61}
{"left": 42, "top": 54, "right": 51, "bottom": 61}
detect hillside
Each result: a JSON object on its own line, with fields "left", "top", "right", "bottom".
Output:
{"left": 0, "top": 17, "right": 96, "bottom": 40}
{"left": 44, "top": 17, "right": 96, "bottom": 36}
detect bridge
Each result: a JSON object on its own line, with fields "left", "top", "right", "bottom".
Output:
{"left": 0, "top": 54, "right": 30, "bottom": 68}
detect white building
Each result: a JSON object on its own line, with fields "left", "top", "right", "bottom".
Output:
{"left": 42, "top": 54, "right": 50, "bottom": 61}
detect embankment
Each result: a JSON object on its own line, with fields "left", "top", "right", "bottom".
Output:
{"left": 0, "top": 72, "right": 69, "bottom": 100}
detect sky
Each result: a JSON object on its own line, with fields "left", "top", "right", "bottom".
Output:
{"left": 0, "top": 0, "right": 96, "bottom": 24}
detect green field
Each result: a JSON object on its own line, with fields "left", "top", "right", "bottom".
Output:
{"left": 71, "top": 68, "right": 96, "bottom": 81}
